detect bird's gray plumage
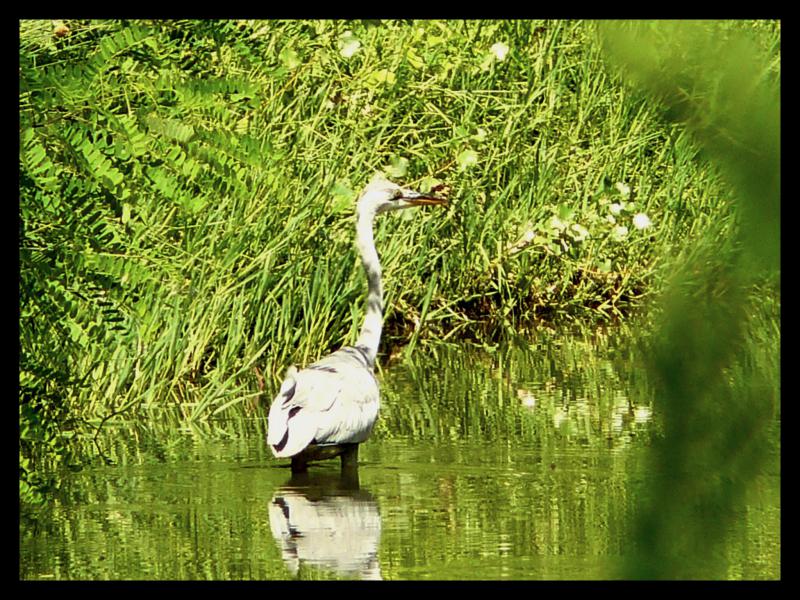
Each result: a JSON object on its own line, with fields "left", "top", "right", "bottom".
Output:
{"left": 266, "top": 173, "right": 446, "bottom": 469}
{"left": 267, "top": 348, "right": 379, "bottom": 457}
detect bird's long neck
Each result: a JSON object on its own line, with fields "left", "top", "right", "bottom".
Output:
{"left": 354, "top": 205, "right": 383, "bottom": 368}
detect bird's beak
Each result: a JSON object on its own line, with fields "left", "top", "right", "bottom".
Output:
{"left": 400, "top": 191, "right": 448, "bottom": 207}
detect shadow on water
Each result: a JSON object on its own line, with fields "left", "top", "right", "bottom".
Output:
{"left": 269, "top": 469, "right": 382, "bottom": 580}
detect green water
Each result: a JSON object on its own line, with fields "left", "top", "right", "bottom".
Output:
{"left": 19, "top": 331, "right": 780, "bottom": 580}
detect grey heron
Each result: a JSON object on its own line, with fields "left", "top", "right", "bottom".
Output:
{"left": 267, "top": 173, "right": 447, "bottom": 472}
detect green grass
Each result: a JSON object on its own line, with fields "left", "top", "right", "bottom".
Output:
{"left": 19, "top": 20, "right": 779, "bottom": 504}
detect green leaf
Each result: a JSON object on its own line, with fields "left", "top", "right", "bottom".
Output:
{"left": 330, "top": 181, "right": 356, "bottom": 214}
{"left": 279, "top": 46, "right": 301, "bottom": 70}
{"left": 457, "top": 149, "right": 479, "bottom": 170}
{"left": 106, "top": 167, "right": 124, "bottom": 188}
{"left": 557, "top": 204, "right": 575, "bottom": 221}
{"left": 386, "top": 155, "right": 409, "bottom": 178}
{"left": 406, "top": 47, "right": 425, "bottom": 70}
{"left": 366, "top": 69, "right": 397, "bottom": 86}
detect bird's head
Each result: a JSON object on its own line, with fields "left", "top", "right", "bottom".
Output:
{"left": 357, "top": 173, "right": 447, "bottom": 215}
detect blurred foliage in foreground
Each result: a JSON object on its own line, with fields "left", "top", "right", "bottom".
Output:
{"left": 601, "top": 20, "right": 780, "bottom": 579}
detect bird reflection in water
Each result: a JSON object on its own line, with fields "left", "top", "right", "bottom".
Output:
{"left": 268, "top": 468, "right": 382, "bottom": 580}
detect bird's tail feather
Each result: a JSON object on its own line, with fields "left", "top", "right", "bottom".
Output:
{"left": 267, "top": 366, "right": 317, "bottom": 458}
{"left": 268, "top": 408, "right": 317, "bottom": 457}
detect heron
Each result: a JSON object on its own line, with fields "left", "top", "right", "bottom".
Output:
{"left": 267, "top": 173, "right": 447, "bottom": 473}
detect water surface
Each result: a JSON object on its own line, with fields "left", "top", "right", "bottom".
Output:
{"left": 19, "top": 330, "right": 780, "bottom": 580}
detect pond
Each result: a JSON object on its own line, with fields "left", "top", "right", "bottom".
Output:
{"left": 19, "top": 329, "right": 780, "bottom": 580}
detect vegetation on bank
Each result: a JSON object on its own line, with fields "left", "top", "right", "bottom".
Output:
{"left": 20, "top": 18, "right": 779, "bottom": 518}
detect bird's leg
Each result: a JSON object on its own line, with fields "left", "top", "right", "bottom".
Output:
{"left": 290, "top": 454, "right": 309, "bottom": 473}
{"left": 340, "top": 443, "right": 359, "bottom": 472}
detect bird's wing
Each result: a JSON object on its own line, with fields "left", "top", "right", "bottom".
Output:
{"left": 310, "top": 365, "right": 379, "bottom": 446}
{"left": 266, "top": 358, "right": 379, "bottom": 458}
{"left": 267, "top": 366, "right": 339, "bottom": 457}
